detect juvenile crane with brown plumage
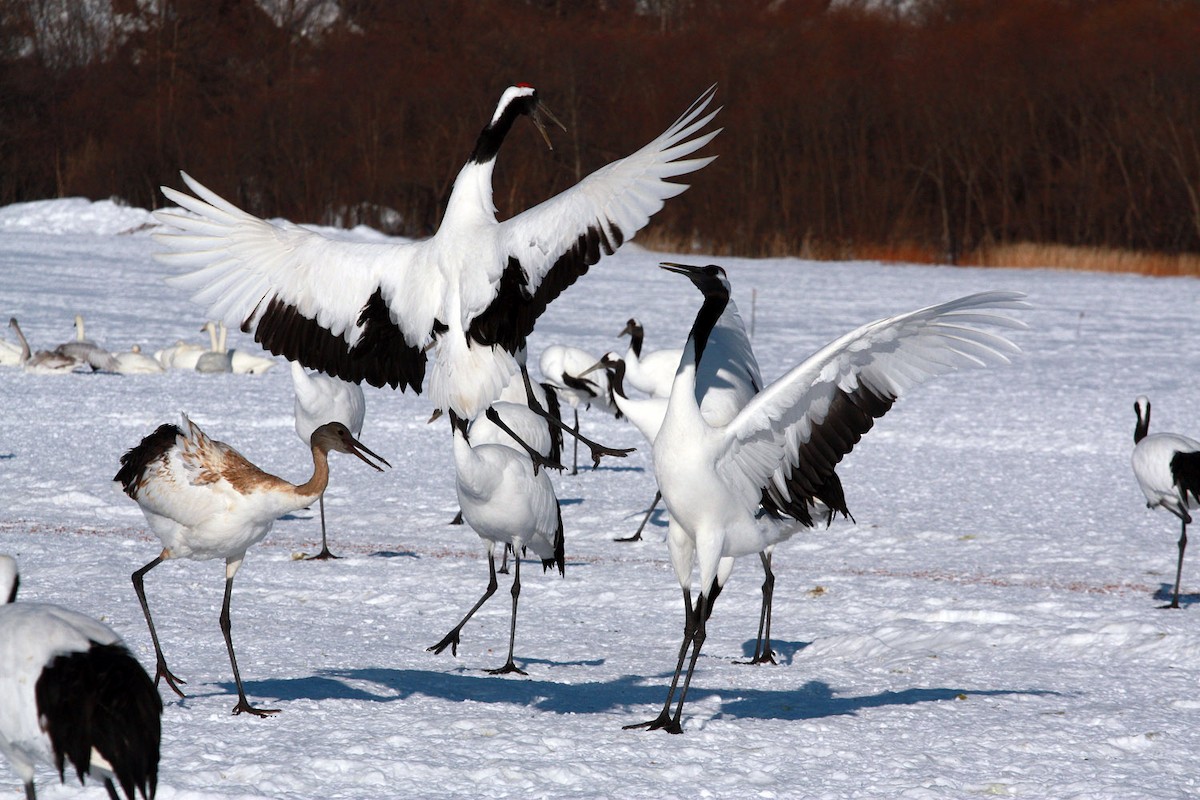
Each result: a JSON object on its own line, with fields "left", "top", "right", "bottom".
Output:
{"left": 114, "top": 414, "right": 389, "bottom": 716}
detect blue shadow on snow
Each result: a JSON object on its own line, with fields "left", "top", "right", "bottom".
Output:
{"left": 219, "top": 668, "right": 1056, "bottom": 724}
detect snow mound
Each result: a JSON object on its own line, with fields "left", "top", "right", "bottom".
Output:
{"left": 0, "top": 197, "right": 155, "bottom": 235}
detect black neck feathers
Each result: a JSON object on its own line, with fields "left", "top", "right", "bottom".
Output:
{"left": 625, "top": 321, "right": 644, "bottom": 357}
{"left": 687, "top": 275, "right": 730, "bottom": 366}
{"left": 1134, "top": 399, "right": 1151, "bottom": 444}
{"left": 607, "top": 358, "right": 629, "bottom": 399}
{"left": 469, "top": 93, "right": 537, "bottom": 165}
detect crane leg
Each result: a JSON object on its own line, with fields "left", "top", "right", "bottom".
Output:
{"left": 517, "top": 366, "right": 633, "bottom": 471}
{"left": 132, "top": 551, "right": 187, "bottom": 697}
{"left": 616, "top": 491, "right": 660, "bottom": 542}
{"left": 429, "top": 551, "right": 499, "bottom": 656}
{"left": 220, "top": 571, "right": 279, "bottom": 716}
{"left": 1166, "top": 519, "right": 1189, "bottom": 609}
{"left": 625, "top": 579, "right": 721, "bottom": 734}
{"left": 304, "top": 493, "right": 339, "bottom": 560}
{"left": 738, "top": 550, "right": 777, "bottom": 664}
{"left": 484, "top": 406, "right": 566, "bottom": 475}
{"left": 489, "top": 553, "right": 526, "bottom": 675}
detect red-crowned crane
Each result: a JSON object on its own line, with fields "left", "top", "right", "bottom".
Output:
{"left": 428, "top": 412, "right": 565, "bottom": 675}
{"left": 290, "top": 360, "right": 368, "bottom": 559}
{"left": 153, "top": 85, "right": 720, "bottom": 436}
{"left": 618, "top": 318, "right": 682, "bottom": 399}
{"left": 538, "top": 343, "right": 622, "bottom": 474}
{"left": 114, "top": 413, "right": 390, "bottom": 716}
{"left": 0, "top": 555, "right": 161, "bottom": 800}
{"left": 1131, "top": 395, "right": 1200, "bottom": 608}
{"left": 626, "top": 263, "right": 1026, "bottom": 733}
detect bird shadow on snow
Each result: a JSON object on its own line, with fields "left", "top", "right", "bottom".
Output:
{"left": 738, "top": 639, "right": 808, "bottom": 665}
{"left": 224, "top": 668, "right": 1057, "bottom": 724}
{"left": 1151, "top": 584, "right": 1200, "bottom": 608}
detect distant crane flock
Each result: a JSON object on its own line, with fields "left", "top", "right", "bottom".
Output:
{"left": 9, "top": 72, "right": 1180, "bottom": 794}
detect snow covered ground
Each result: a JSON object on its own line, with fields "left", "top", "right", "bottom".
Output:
{"left": 2, "top": 197, "right": 1199, "bottom": 799}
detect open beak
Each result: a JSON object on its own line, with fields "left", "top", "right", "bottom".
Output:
{"left": 530, "top": 101, "right": 567, "bottom": 151}
{"left": 347, "top": 435, "right": 391, "bottom": 472}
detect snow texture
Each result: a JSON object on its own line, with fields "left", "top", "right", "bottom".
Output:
{"left": 1, "top": 197, "right": 1199, "bottom": 799}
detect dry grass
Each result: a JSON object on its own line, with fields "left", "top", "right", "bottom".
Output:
{"left": 967, "top": 242, "right": 1200, "bottom": 277}
{"left": 635, "top": 231, "right": 1200, "bottom": 278}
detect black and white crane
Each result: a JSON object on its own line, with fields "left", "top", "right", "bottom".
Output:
{"left": 428, "top": 412, "right": 565, "bottom": 674}
{"left": 1131, "top": 395, "right": 1200, "bottom": 609}
{"left": 592, "top": 308, "right": 846, "bottom": 662}
{"left": 538, "top": 343, "right": 623, "bottom": 473}
{"left": 0, "top": 555, "right": 162, "bottom": 800}
{"left": 618, "top": 318, "right": 682, "bottom": 399}
{"left": 154, "top": 84, "right": 720, "bottom": 434}
{"left": 114, "top": 413, "right": 389, "bottom": 715}
{"left": 626, "top": 263, "right": 1026, "bottom": 733}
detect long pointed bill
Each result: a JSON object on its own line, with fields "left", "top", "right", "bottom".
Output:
{"left": 347, "top": 435, "right": 391, "bottom": 471}
{"left": 580, "top": 359, "right": 607, "bottom": 378}
{"left": 659, "top": 262, "right": 701, "bottom": 277}
{"left": 531, "top": 101, "right": 567, "bottom": 150}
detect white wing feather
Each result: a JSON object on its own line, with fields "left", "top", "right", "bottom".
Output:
{"left": 500, "top": 86, "right": 721, "bottom": 294}
{"left": 156, "top": 173, "right": 439, "bottom": 350}
{"left": 716, "top": 291, "right": 1028, "bottom": 509}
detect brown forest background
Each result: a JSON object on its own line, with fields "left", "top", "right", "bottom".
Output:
{"left": 2, "top": 0, "right": 1200, "bottom": 264}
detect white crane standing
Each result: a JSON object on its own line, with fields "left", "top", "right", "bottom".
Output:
{"left": 114, "top": 413, "right": 389, "bottom": 716}
{"left": 626, "top": 263, "right": 1026, "bottom": 733}
{"left": 1131, "top": 395, "right": 1200, "bottom": 608}
{"left": 429, "top": 412, "right": 565, "bottom": 674}
{"left": 0, "top": 555, "right": 161, "bottom": 800}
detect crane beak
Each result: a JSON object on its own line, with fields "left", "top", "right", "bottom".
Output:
{"left": 659, "top": 262, "right": 700, "bottom": 277}
{"left": 346, "top": 435, "right": 391, "bottom": 472}
{"left": 530, "top": 101, "right": 566, "bottom": 151}
{"left": 580, "top": 359, "right": 606, "bottom": 377}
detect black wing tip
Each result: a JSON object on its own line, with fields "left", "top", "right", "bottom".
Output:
{"left": 1171, "top": 450, "right": 1200, "bottom": 505}
{"left": 254, "top": 293, "right": 427, "bottom": 393}
{"left": 114, "top": 424, "right": 182, "bottom": 497}
{"left": 37, "top": 641, "right": 162, "bottom": 800}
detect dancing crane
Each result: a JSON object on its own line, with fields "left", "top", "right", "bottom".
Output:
{"left": 114, "top": 413, "right": 389, "bottom": 716}
{"left": 154, "top": 84, "right": 720, "bottom": 433}
{"left": 1131, "top": 395, "right": 1200, "bottom": 608}
{"left": 0, "top": 555, "right": 161, "bottom": 800}
{"left": 626, "top": 263, "right": 1025, "bottom": 733}
{"left": 291, "top": 360, "right": 368, "bottom": 559}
